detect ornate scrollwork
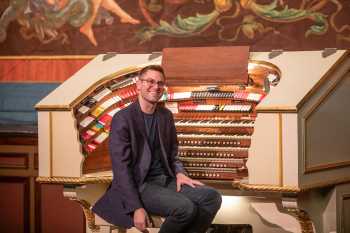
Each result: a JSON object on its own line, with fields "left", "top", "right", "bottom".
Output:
{"left": 284, "top": 208, "right": 315, "bottom": 233}
{"left": 69, "top": 198, "right": 100, "bottom": 232}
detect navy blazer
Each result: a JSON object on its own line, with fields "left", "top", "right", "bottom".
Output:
{"left": 92, "top": 101, "right": 186, "bottom": 228}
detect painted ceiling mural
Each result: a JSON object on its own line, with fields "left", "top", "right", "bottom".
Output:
{"left": 0, "top": 0, "right": 349, "bottom": 55}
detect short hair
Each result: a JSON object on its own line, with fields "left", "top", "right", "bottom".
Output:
{"left": 139, "top": 65, "right": 165, "bottom": 80}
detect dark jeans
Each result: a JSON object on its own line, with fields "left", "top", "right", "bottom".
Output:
{"left": 140, "top": 175, "right": 222, "bottom": 233}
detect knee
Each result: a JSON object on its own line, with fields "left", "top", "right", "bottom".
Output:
{"left": 212, "top": 189, "right": 222, "bottom": 211}
{"left": 171, "top": 198, "right": 197, "bottom": 222}
{"left": 202, "top": 188, "right": 222, "bottom": 213}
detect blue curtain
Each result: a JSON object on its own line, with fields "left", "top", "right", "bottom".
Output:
{"left": 0, "top": 83, "right": 60, "bottom": 125}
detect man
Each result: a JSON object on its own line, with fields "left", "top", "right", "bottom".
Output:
{"left": 93, "top": 65, "right": 222, "bottom": 233}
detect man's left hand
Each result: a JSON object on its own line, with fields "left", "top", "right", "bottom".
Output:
{"left": 176, "top": 173, "right": 204, "bottom": 192}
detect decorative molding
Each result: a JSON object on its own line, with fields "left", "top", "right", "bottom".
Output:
{"left": 0, "top": 55, "right": 95, "bottom": 60}
{"left": 249, "top": 59, "right": 282, "bottom": 78}
{"left": 232, "top": 181, "right": 300, "bottom": 193}
{"left": 35, "top": 59, "right": 281, "bottom": 111}
{"left": 304, "top": 71, "right": 349, "bottom": 124}
{"left": 49, "top": 112, "right": 53, "bottom": 177}
{"left": 69, "top": 198, "right": 100, "bottom": 232}
{"left": 302, "top": 70, "right": 350, "bottom": 174}
{"left": 0, "top": 153, "right": 28, "bottom": 169}
{"left": 297, "top": 50, "right": 349, "bottom": 109}
{"left": 37, "top": 176, "right": 350, "bottom": 192}
{"left": 341, "top": 193, "right": 350, "bottom": 233}
{"left": 37, "top": 176, "right": 306, "bottom": 193}
{"left": 0, "top": 145, "right": 37, "bottom": 153}
{"left": 69, "top": 66, "right": 141, "bottom": 109}
{"left": 36, "top": 176, "right": 112, "bottom": 184}
{"left": 35, "top": 106, "right": 71, "bottom": 112}
{"left": 305, "top": 161, "right": 350, "bottom": 174}
{"left": 300, "top": 176, "right": 350, "bottom": 190}
{"left": 35, "top": 66, "right": 141, "bottom": 111}
{"left": 256, "top": 106, "right": 297, "bottom": 113}
{"left": 232, "top": 177, "right": 350, "bottom": 194}
{"left": 278, "top": 113, "right": 283, "bottom": 186}
{"left": 0, "top": 142, "right": 38, "bottom": 233}
{"left": 284, "top": 208, "right": 315, "bottom": 233}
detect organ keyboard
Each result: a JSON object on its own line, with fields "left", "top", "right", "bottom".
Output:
{"left": 160, "top": 48, "right": 262, "bottom": 181}
{"left": 68, "top": 53, "right": 277, "bottom": 181}
{"left": 36, "top": 48, "right": 350, "bottom": 233}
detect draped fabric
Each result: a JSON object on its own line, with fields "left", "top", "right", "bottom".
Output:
{"left": 0, "top": 83, "right": 60, "bottom": 124}
{"left": 0, "top": 59, "right": 91, "bottom": 82}
{"left": 0, "top": 59, "right": 91, "bottom": 125}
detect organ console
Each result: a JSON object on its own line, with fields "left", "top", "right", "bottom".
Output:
{"left": 36, "top": 48, "right": 350, "bottom": 233}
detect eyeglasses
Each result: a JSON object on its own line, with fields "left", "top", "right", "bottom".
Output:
{"left": 139, "top": 78, "right": 165, "bottom": 87}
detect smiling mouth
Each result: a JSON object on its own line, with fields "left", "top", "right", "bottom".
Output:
{"left": 149, "top": 91, "right": 161, "bottom": 95}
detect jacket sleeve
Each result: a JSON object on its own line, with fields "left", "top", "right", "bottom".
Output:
{"left": 109, "top": 113, "right": 143, "bottom": 214}
{"left": 167, "top": 111, "right": 187, "bottom": 175}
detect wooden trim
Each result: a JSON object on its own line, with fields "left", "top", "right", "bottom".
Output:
{"left": 23, "top": 178, "right": 30, "bottom": 233}
{"left": 27, "top": 149, "right": 36, "bottom": 233}
{"left": 256, "top": 106, "right": 297, "bottom": 113}
{"left": 232, "top": 181, "right": 300, "bottom": 193}
{"left": 0, "top": 145, "right": 37, "bottom": 153}
{"left": 68, "top": 199, "right": 100, "bottom": 232}
{"left": 36, "top": 107, "right": 71, "bottom": 112}
{"left": 304, "top": 70, "right": 349, "bottom": 123}
{"left": 69, "top": 66, "right": 140, "bottom": 108}
{"left": 278, "top": 113, "right": 283, "bottom": 186}
{"left": 341, "top": 193, "right": 350, "bottom": 233}
{"left": 162, "top": 46, "right": 250, "bottom": 86}
{"left": 35, "top": 59, "right": 281, "bottom": 111}
{"left": 36, "top": 175, "right": 350, "bottom": 192}
{"left": 0, "top": 177, "right": 32, "bottom": 232}
{"left": 36, "top": 176, "right": 112, "bottom": 184}
{"left": 35, "top": 181, "right": 42, "bottom": 233}
{"left": 49, "top": 112, "right": 53, "bottom": 177}
{"left": 297, "top": 50, "right": 349, "bottom": 109}
{"left": 0, "top": 169, "right": 38, "bottom": 177}
{"left": 303, "top": 70, "right": 350, "bottom": 173}
{"left": 34, "top": 153, "right": 38, "bottom": 170}
{"left": 0, "top": 153, "right": 28, "bottom": 169}
{"left": 0, "top": 55, "right": 95, "bottom": 60}
{"left": 35, "top": 66, "right": 141, "bottom": 111}
{"left": 0, "top": 145, "right": 37, "bottom": 170}
{"left": 249, "top": 59, "right": 282, "bottom": 78}
{"left": 305, "top": 161, "right": 350, "bottom": 174}
{"left": 300, "top": 176, "right": 350, "bottom": 190}
{"left": 29, "top": 177, "right": 36, "bottom": 233}
{"left": 284, "top": 208, "right": 315, "bottom": 233}
{"left": 0, "top": 134, "right": 38, "bottom": 233}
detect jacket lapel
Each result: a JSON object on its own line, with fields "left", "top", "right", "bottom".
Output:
{"left": 131, "top": 101, "right": 152, "bottom": 182}
{"left": 155, "top": 108, "right": 175, "bottom": 177}
{"left": 132, "top": 101, "right": 147, "bottom": 139}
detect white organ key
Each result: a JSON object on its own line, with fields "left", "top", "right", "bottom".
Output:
{"left": 175, "top": 120, "right": 255, "bottom": 127}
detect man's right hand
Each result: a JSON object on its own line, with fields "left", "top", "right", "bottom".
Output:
{"left": 133, "top": 208, "right": 150, "bottom": 232}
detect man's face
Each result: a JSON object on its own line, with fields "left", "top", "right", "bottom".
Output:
{"left": 137, "top": 69, "right": 165, "bottom": 104}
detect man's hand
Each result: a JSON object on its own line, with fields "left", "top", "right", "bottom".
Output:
{"left": 176, "top": 173, "right": 204, "bottom": 192}
{"left": 134, "top": 208, "right": 150, "bottom": 232}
